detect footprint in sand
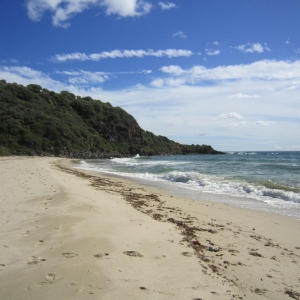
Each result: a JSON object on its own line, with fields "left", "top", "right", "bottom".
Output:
{"left": 46, "top": 273, "right": 56, "bottom": 283}
{"left": 94, "top": 253, "right": 112, "bottom": 259}
{"left": 27, "top": 256, "right": 46, "bottom": 265}
{"left": 34, "top": 240, "right": 44, "bottom": 246}
{"left": 62, "top": 252, "right": 78, "bottom": 258}
{"left": 123, "top": 251, "right": 143, "bottom": 257}
{"left": 153, "top": 255, "right": 166, "bottom": 259}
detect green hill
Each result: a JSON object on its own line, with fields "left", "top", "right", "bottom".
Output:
{"left": 0, "top": 80, "right": 223, "bottom": 158}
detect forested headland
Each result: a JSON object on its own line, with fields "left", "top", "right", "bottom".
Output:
{"left": 0, "top": 80, "right": 223, "bottom": 158}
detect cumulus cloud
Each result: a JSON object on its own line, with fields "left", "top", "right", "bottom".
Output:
{"left": 228, "top": 93, "right": 262, "bottom": 99}
{"left": 217, "top": 112, "right": 243, "bottom": 120}
{"left": 53, "top": 49, "right": 193, "bottom": 62}
{"left": 205, "top": 49, "right": 220, "bottom": 56}
{"left": 233, "top": 43, "right": 269, "bottom": 53}
{"left": 102, "top": 0, "right": 152, "bottom": 17}
{"left": 158, "top": 2, "right": 176, "bottom": 10}
{"left": 172, "top": 31, "right": 186, "bottom": 39}
{"left": 26, "top": 0, "right": 152, "bottom": 27}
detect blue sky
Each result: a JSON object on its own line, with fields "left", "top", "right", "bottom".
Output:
{"left": 1, "top": 0, "right": 300, "bottom": 151}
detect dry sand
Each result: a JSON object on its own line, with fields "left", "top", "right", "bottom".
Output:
{"left": 0, "top": 156, "right": 300, "bottom": 300}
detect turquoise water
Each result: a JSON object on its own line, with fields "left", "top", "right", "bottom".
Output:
{"left": 76, "top": 152, "right": 300, "bottom": 219}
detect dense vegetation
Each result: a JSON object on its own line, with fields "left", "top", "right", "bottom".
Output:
{"left": 0, "top": 80, "right": 222, "bottom": 158}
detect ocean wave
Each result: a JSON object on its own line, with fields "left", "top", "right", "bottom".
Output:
{"left": 110, "top": 157, "right": 187, "bottom": 168}
{"left": 159, "top": 171, "right": 300, "bottom": 204}
{"left": 76, "top": 153, "right": 300, "bottom": 206}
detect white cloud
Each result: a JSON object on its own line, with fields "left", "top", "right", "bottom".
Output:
{"left": 102, "top": 0, "right": 152, "bottom": 17}
{"left": 57, "top": 70, "right": 109, "bottom": 84}
{"left": 158, "top": 60, "right": 300, "bottom": 86}
{"left": 228, "top": 93, "right": 262, "bottom": 99}
{"left": 212, "top": 41, "right": 219, "bottom": 46}
{"left": 26, "top": 0, "right": 152, "bottom": 27}
{"left": 56, "top": 68, "right": 152, "bottom": 84}
{"left": 295, "top": 49, "right": 300, "bottom": 54}
{"left": 141, "top": 69, "right": 152, "bottom": 74}
{"left": 53, "top": 49, "right": 193, "bottom": 62}
{"left": 158, "top": 2, "right": 176, "bottom": 10}
{"left": 283, "top": 85, "right": 299, "bottom": 91}
{"left": 1, "top": 58, "right": 18, "bottom": 64}
{"left": 160, "top": 65, "right": 185, "bottom": 75}
{"left": 234, "top": 43, "right": 268, "bottom": 53}
{"left": 0, "top": 66, "right": 66, "bottom": 91}
{"left": 217, "top": 112, "right": 243, "bottom": 120}
{"left": 172, "top": 31, "right": 186, "bottom": 39}
{"left": 254, "top": 121, "right": 274, "bottom": 126}
{"left": 205, "top": 49, "right": 220, "bottom": 56}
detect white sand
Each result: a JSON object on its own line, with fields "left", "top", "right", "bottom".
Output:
{"left": 0, "top": 157, "right": 300, "bottom": 300}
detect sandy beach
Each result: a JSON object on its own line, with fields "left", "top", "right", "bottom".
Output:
{"left": 1, "top": 157, "right": 300, "bottom": 300}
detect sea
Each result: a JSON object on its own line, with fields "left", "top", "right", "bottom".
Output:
{"left": 74, "top": 151, "right": 300, "bottom": 220}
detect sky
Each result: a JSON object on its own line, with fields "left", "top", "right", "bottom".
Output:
{"left": 1, "top": 0, "right": 300, "bottom": 151}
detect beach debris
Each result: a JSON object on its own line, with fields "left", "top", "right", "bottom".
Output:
{"left": 208, "top": 246, "right": 220, "bottom": 252}
{"left": 249, "top": 251, "right": 263, "bottom": 257}
{"left": 284, "top": 289, "right": 300, "bottom": 299}
{"left": 253, "top": 288, "right": 267, "bottom": 295}
{"left": 123, "top": 251, "right": 143, "bottom": 257}
{"left": 250, "top": 235, "right": 261, "bottom": 241}
{"left": 139, "top": 286, "right": 147, "bottom": 290}
{"left": 208, "top": 264, "right": 219, "bottom": 273}
{"left": 152, "top": 213, "right": 164, "bottom": 221}
{"left": 181, "top": 252, "right": 193, "bottom": 257}
{"left": 264, "top": 241, "right": 275, "bottom": 247}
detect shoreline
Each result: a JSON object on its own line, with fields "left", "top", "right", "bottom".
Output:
{"left": 73, "top": 159, "right": 300, "bottom": 221}
{"left": 1, "top": 157, "right": 300, "bottom": 299}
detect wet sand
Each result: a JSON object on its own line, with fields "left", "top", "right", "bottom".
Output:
{"left": 0, "top": 156, "right": 300, "bottom": 300}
